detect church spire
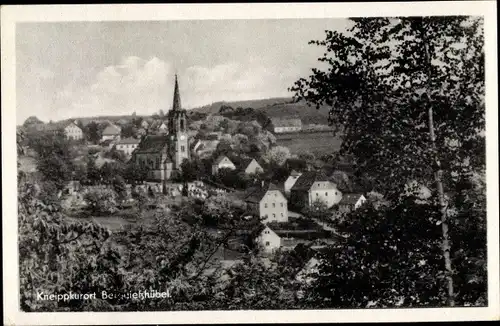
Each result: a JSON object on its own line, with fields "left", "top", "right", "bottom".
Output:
{"left": 172, "top": 74, "right": 181, "bottom": 111}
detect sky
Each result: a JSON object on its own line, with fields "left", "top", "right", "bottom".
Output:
{"left": 16, "top": 19, "right": 352, "bottom": 123}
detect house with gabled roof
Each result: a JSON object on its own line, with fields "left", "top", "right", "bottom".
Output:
{"left": 338, "top": 193, "right": 366, "bottom": 213}
{"left": 211, "top": 155, "right": 236, "bottom": 175}
{"left": 284, "top": 170, "right": 303, "bottom": 195}
{"left": 254, "top": 218, "right": 337, "bottom": 254}
{"left": 239, "top": 158, "right": 263, "bottom": 175}
{"left": 290, "top": 171, "right": 342, "bottom": 209}
{"left": 244, "top": 182, "right": 288, "bottom": 223}
{"left": 101, "top": 124, "right": 121, "bottom": 141}
{"left": 115, "top": 137, "right": 140, "bottom": 156}
{"left": 269, "top": 117, "right": 302, "bottom": 133}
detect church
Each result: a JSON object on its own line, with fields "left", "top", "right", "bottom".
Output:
{"left": 133, "top": 75, "right": 190, "bottom": 182}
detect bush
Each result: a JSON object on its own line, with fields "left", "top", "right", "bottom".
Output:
{"left": 84, "top": 188, "right": 118, "bottom": 215}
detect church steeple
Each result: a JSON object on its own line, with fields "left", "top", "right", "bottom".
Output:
{"left": 172, "top": 74, "right": 181, "bottom": 111}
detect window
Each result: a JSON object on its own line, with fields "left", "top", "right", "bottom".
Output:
{"left": 281, "top": 213, "right": 283, "bottom": 217}
{"left": 280, "top": 203, "right": 283, "bottom": 207}
{"left": 264, "top": 230, "right": 269, "bottom": 234}
{"left": 181, "top": 145, "right": 185, "bottom": 152}
{"left": 264, "top": 203, "right": 268, "bottom": 208}
{"left": 335, "top": 191, "right": 338, "bottom": 195}
{"left": 272, "top": 214, "right": 276, "bottom": 218}
{"left": 265, "top": 241, "right": 270, "bottom": 246}
{"left": 325, "top": 192, "right": 328, "bottom": 196}
{"left": 272, "top": 203, "right": 275, "bottom": 208}
{"left": 316, "top": 193, "right": 319, "bottom": 196}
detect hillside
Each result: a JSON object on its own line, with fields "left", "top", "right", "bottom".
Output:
{"left": 39, "top": 97, "right": 331, "bottom": 127}
{"left": 192, "top": 97, "right": 331, "bottom": 125}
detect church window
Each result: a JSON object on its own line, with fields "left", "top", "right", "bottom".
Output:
{"left": 181, "top": 145, "right": 185, "bottom": 152}
{"left": 180, "top": 119, "right": 185, "bottom": 131}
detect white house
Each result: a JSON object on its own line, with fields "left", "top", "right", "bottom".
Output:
{"left": 337, "top": 194, "right": 367, "bottom": 213}
{"left": 211, "top": 155, "right": 236, "bottom": 175}
{"left": 270, "top": 118, "right": 302, "bottom": 133}
{"left": 284, "top": 170, "right": 302, "bottom": 195}
{"left": 158, "top": 121, "right": 168, "bottom": 134}
{"left": 290, "top": 171, "right": 342, "bottom": 209}
{"left": 63, "top": 121, "right": 84, "bottom": 140}
{"left": 101, "top": 124, "right": 121, "bottom": 141}
{"left": 140, "top": 120, "right": 150, "bottom": 129}
{"left": 244, "top": 183, "right": 288, "bottom": 223}
{"left": 256, "top": 225, "right": 282, "bottom": 254}
{"left": 240, "top": 158, "right": 264, "bottom": 175}
{"left": 115, "top": 137, "right": 140, "bottom": 155}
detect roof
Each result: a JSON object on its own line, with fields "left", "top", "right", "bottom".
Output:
{"left": 117, "top": 137, "right": 140, "bottom": 145}
{"left": 172, "top": 74, "right": 182, "bottom": 111}
{"left": 213, "top": 155, "right": 233, "bottom": 165}
{"left": 339, "top": 193, "right": 364, "bottom": 206}
{"left": 290, "top": 170, "right": 301, "bottom": 177}
{"left": 149, "top": 120, "right": 167, "bottom": 130}
{"left": 290, "top": 171, "right": 329, "bottom": 192}
{"left": 244, "top": 182, "right": 281, "bottom": 204}
{"left": 134, "top": 135, "right": 169, "bottom": 154}
{"left": 102, "top": 124, "right": 121, "bottom": 135}
{"left": 239, "top": 158, "right": 260, "bottom": 169}
{"left": 271, "top": 118, "right": 302, "bottom": 128}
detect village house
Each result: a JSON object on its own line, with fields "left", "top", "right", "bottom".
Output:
{"left": 255, "top": 220, "right": 335, "bottom": 254}
{"left": 284, "top": 170, "right": 303, "bottom": 195}
{"left": 244, "top": 183, "right": 288, "bottom": 223}
{"left": 338, "top": 194, "right": 367, "bottom": 213}
{"left": 149, "top": 120, "right": 168, "bottom": 134}
{"left": 63, "top": 121, "right": 84, "bottom": 140}
{"left": 101, "top": 124, "right": 121, "bottom": 142}
{"left": 192, "top": 139, "right": 220, "bottom": 157}
{"left": 269, "top": 118, "right": 303, "bottom": 133}
{"left": 290, "top": 171, "right": 342, "bottom": 209}
{"left": 239, "top": 158, "right": 263, "bottom": 175}
{"left": 211, "top": 155, "right": 236, "bottom": 175}
{"left": 132, "top": 75, "right": 190, "bottom": 182}
{"left": 140, "top": 119, "right": 150, "bottom": 130}
{"left": 115, "top": 137, "right": 140, "bottom": 156}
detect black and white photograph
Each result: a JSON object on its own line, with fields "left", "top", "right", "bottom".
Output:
{"left": 2, "top": 2, "right": 499, "bottom": 324}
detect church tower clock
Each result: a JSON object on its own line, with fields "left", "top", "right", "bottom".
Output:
{"left": 167, "top": 75, "right": 190, "bottom": 171}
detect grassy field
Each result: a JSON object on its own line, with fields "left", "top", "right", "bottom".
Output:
{"left": 275, "top": 131, "right": 342, "bottom": 155}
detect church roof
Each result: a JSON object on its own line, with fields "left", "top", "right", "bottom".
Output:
{"left": 135, "top": 135, "right": 169, "bottom": 153}
{"left": 172, "top": 74, "right": 182, "bottom": 111}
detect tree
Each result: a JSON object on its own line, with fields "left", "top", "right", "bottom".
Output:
{"left": 23, "top": 116, "right": 44, "bottom": 128}
{"left": 32, "top": 131, "right": 75, "bottom": 191}
{"left": 84, "top": 188, "right": 118, "bottom": 215}
{"left": 18, "top": 178, "right": 114, "bottom": 311}
{"left": 121, "top": 123, "right": 137, "bottom": 139}
{"left": 290, "top": 17, "right": 485, "bottom": 307}
{"left": 85, "top": 154, "right": 101, "bottom": 185}
{"left": 263, "top": 146, "right": 291, "bottom": 166}
{"left": 84, "top": 121, "right": 101, "bottom": 144}
{"left": 124, "top": 163, "right": 148, "bottom": 185}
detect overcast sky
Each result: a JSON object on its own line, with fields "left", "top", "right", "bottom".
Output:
{"left": 16, "top": 19, "right": 352, "bottom": 123}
